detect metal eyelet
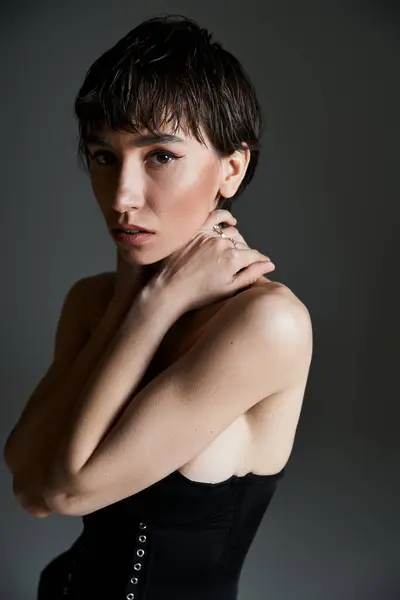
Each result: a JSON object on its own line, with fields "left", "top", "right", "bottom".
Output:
{"left": 125, "top": 521, "right": 149, "bottom": 596}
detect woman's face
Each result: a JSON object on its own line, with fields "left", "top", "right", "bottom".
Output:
{"left": 87, "top": 122, "right": 249, "bottom": 267}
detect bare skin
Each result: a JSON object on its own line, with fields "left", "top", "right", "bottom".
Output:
{"left": 83, "top": 270, "right": 308, "bottom": 485}
{"left": 8, "top": 123, "right": 312, "bottom": 515}
{"left": 14, "top": 270, "right": 308, "bottom": 516}
{"left": 78, "top": 121, "right": 306, "bottom": 487}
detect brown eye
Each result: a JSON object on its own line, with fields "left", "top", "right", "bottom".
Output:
{"left": 90, "top": 151, "right": 116, "bottom": 166}
{"left": 147, "top": 150, "right": 181, "bottom": 166}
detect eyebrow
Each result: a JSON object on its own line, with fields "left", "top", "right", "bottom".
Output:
{"left": 85, "top": 132, "right": 185, "bottom": 148}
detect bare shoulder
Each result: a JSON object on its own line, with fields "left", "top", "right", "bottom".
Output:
{"left": 227, "top": 278, "right": 313, "bottom": 386}
{"left": 81, "top": 270, "right": 116, "bottom": 298}
{"left": 212, "top": 278, "right": 313, "bottom": 382}
{"left": 77, "top": 271, "right": 116, "bottom": 331}
{"left": 250, "top": 279, "right": 312, "bottom": 345}
{"left": 225, "top": 277, "right": 312, "bottom": 328}
{"left": 188, "top": 277, "right": 312, "bottom": 352}
{"left": 84, "top": 270, "right": 116, "bottom": 290}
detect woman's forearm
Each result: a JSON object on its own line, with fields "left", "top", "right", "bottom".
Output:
{"left": 4, "top": 288, "right": 133, "bottom": 484}
{"left": 46, "top": 285, "right": 182, "bottom": 495}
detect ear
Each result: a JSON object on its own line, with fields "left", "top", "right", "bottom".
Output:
{"left": 219, "top": 144, "right": 251, "bottom": 199}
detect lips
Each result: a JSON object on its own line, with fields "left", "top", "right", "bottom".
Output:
{"left": 117, "top": 228, "right": 147, "bottom": 233}
{"left": 112, "top": 224, "right": 154, "bottom": 233}
{"left": 112, "top": 230, "right": 154, "bottom": 246}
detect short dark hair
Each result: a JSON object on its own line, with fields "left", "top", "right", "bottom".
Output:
{"left": 73, "top": 14, "right": 263, "bottom": 212}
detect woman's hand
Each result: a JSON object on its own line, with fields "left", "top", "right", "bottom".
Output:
{"left": 148, "top": 209, "right": 275, "bottom": 313}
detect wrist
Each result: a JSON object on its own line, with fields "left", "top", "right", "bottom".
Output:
{"left": 136, "top": 280, "right": 187, "bottom": 322}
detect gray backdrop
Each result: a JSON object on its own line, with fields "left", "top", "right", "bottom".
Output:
{"left": 1, "top": 1, "right": 399, "bottom": 599}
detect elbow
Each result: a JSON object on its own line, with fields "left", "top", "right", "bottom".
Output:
{"left": 43, "top": 487, "right": 91, "bottom": 517}
{"left": 44, "top": 457, "right": 101, "bottom": 516}
{"left": 42, "top": 487, "right": 74, "bottom": 515}
{"left": 42, "top": 484, "right": 85, "bottom": 516}
{"left": 43, "top": 467, "right": 83, "bottom": 516}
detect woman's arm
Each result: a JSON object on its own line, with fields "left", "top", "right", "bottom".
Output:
{"left": 3, "top": 274, "right": 132, "bottom": 511}
{"left": 43, "top": 285, "right": 183, "bottom": 507}
{"left": 4, "top": 277, "right": 93, "bottom": 473}
{"left": 43, "top": 284, "right": 312, "bottom": 516}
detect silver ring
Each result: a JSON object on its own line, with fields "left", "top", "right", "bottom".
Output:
{"left": 212, "top": 224, "right": 239, "bottom": 249}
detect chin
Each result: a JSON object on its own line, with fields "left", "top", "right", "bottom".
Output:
{"left": 116, "top": 236, "right": 182, "bottom": 269}
{"left": 118, "top": 247, "right": 166, "bottom": 268}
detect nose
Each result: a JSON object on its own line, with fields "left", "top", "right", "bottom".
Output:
{"left": 112, "top": 189, "right": 145, "bottom": 214}
{"left": 111, "top": 162, "right": 146, "bottom": 214}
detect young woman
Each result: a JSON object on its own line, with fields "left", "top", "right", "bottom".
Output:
{"left": 4, "top": 14, "right": 313, "bottom": 600}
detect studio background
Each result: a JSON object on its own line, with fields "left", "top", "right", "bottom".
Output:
{"left": 1, "top": 1, "right": 399, "bottom": 598}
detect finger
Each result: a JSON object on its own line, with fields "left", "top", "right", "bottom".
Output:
{"left": 216, "top": 239, "right": 272, "bottom": 265}
{"left": 232, "top": 247, "right": 273, "bottom": 270}
{"left": 216, "top": 225, "right": 247, "bottom": 246}
{"left": 232, "top": 259, "right": 276, "bottom": 289}
{"left": 203, "top": 209, "right": 237, "bottom": 229}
